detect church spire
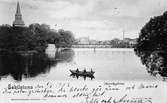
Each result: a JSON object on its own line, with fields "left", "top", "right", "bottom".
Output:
{"left": 16, "top": 2, "right": 21, "bottom": 14}
{"left": 13, "top": 1, "right": 25, "bottom": 27}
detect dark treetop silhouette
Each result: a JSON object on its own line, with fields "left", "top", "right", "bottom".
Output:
{"left": 134, "top": 11, "right": 167, "bottom": 79}
{"left": 0, "top": 23, "right": 75, "bottom": 53}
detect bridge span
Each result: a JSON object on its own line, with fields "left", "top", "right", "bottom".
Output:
{"left": 72, "top": 44, "right": 112, "bottom": 48}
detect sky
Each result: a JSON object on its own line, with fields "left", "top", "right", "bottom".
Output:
{"left": 0, "top": 0, "right": 167, "bottom": 40}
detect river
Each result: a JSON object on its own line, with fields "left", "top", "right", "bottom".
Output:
{"left": 0, "top": 44, "right": 160, "bottom": 81}
{"left": 43, "top": 45, "right": 158, "bottom": 81}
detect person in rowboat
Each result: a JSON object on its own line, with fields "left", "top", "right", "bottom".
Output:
{"left": 83, "top": 68, "right": 86, "bottom": 73}
{"left": 76, "top": 68, "right": 79, "bottom": 73}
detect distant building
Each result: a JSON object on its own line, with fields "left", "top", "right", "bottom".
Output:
{"left": 129, "top": 39, "right": 137, "bottom": 45}
{"left": 112, "top": 38, "right": 121, "bottom": 44}
{"left": 124, "top": 38, "right": 137, "bottom": 45}
{"left": 123, "top": 38, "right": 130, "bottom": 42}
{"left": 13, "top": 2, "right": 25, "bottom": 27}
{"left": 89, "top": 40, "right": 98, "bottom": 45}
{"left": 103, "top": 40, "right": 111, "bottom": 45}
{"left": 78, "top": 37, "right": 90, "bottom": 44}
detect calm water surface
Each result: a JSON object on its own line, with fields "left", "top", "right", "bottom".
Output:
{"left": 43, "top": 45, "right": 158, "bottom": 81}
{"left": 0, "top": 44, "right": 160, "bottom": 81}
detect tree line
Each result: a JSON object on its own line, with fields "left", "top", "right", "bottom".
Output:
{"left": 0, "top": 23, "right": 75, "bottom": 53}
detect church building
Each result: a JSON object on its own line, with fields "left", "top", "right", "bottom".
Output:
{"left": 13, "top": 2, "right": 25, "bottom": 27}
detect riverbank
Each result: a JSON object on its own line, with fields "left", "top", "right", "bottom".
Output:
{"left": 46, "top": 44, "right": 134, "bottom": 52}
{"left": 72, "top": 48, "right": 134, "bottom": 52}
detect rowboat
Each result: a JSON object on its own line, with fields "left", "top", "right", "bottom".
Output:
{"left": 69, "top": 69, "right": 95, "bottom": 76}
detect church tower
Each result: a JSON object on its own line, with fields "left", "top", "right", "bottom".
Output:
{"left": 13, "top": 2, "right": 25, "bottom": 27}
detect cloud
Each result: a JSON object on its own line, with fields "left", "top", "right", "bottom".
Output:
{"left": 46, "top": 0, "right": 94, "bottom": 19}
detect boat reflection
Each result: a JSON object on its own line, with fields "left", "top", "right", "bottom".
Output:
{"left": 70, "top": 73, "right": 95, "bottom": 80}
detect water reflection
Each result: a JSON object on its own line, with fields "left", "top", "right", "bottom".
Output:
{"left": 55, "top": 49, "right": 75, "bottom": 63}
{"left": 0, "top": 49, "right": 74, "bottom": 81}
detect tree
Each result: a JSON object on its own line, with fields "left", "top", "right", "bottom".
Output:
{"left": 57, "top": 29, "right": 75, "bottom": 48}
{"left": 134, "top": 11, "right": 167, "bottom": 77}
{"left": 0, "top": 23, "right": 75, "bottom": 53}
{"left": 28, "top": 23, "right": 50, "bottom": 52}
{"left": 0, "top": 24, "right": 48, "bottom": 52}
{"left": 28, "top": 24, "right": 75, "bottom": 49}
{"left": 0, "top": 25, "right": 35, "bottom": 51}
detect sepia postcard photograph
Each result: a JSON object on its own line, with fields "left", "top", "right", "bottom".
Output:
{"left": 0, "top": 0, "right": 167, "bottom": 103}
